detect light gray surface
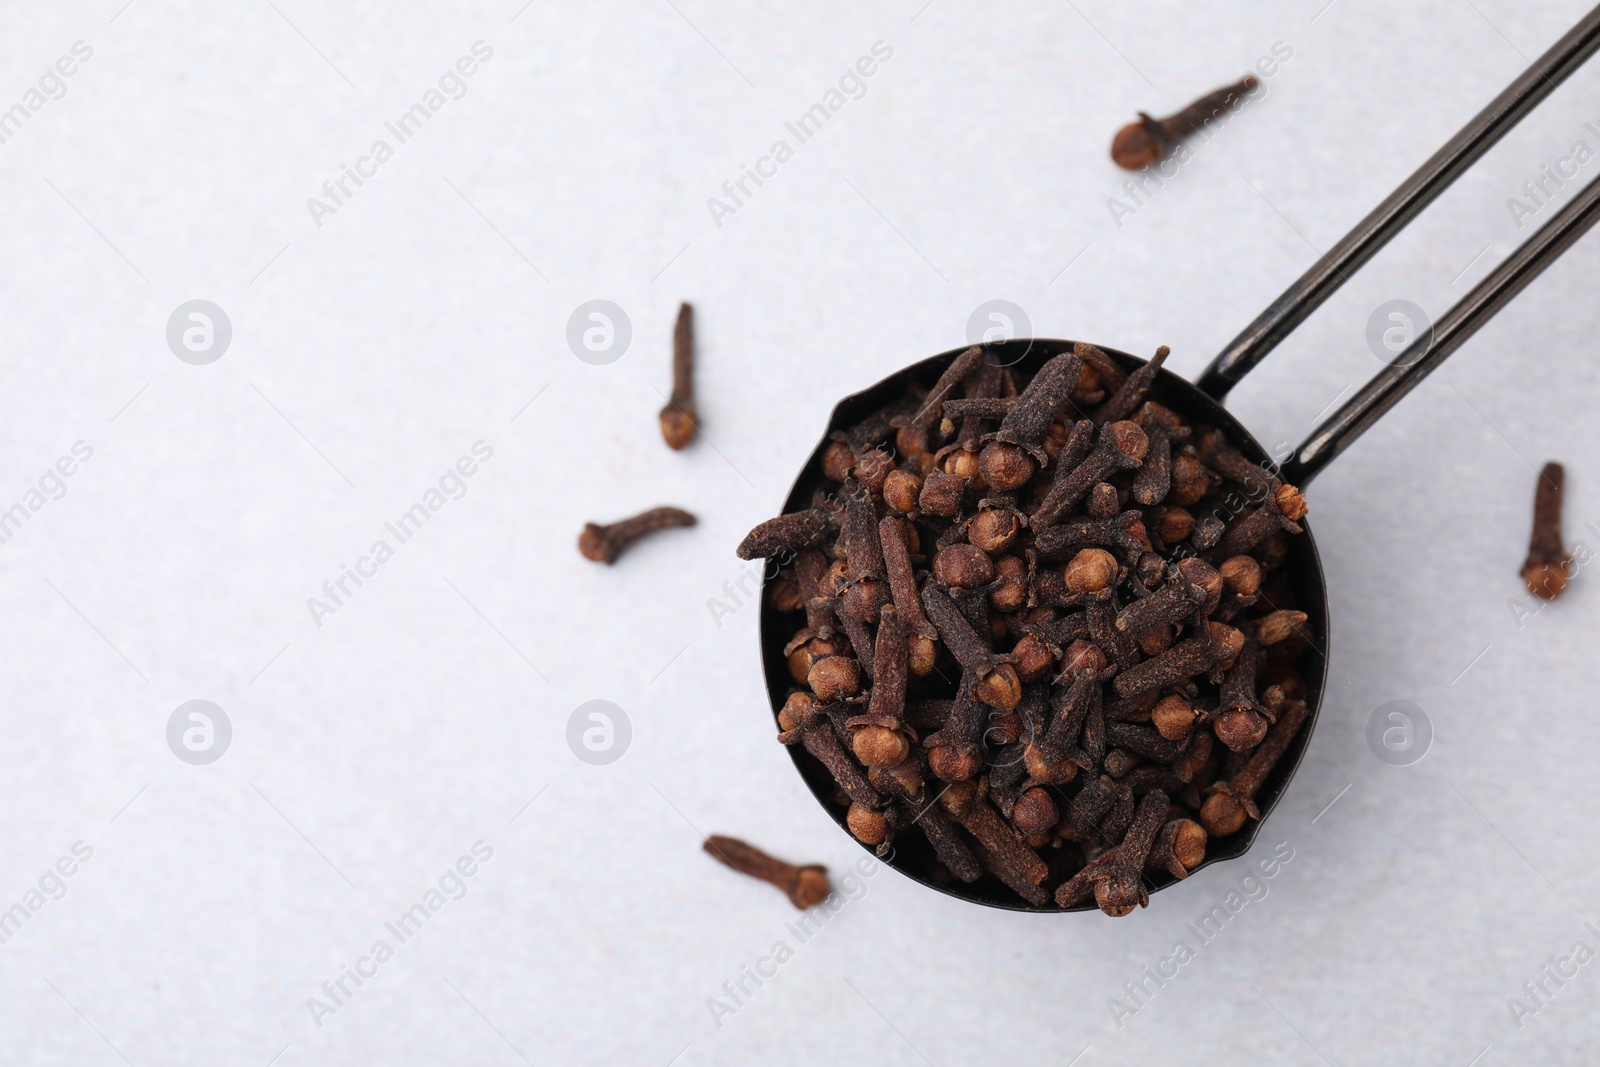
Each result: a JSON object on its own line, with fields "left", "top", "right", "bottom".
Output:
{"left": 1, "top": 1, "right": 1598, "bottom": 1064}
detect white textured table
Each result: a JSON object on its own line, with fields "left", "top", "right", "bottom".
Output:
{"left": 1, "top": 1, "right": 1598, "bottom": 1064}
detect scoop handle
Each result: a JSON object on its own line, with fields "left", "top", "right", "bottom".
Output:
{"left": 1197, "top": 4, "right": 1600, "bottom": 401}
{"left": 1284, "top": 172, "right": 1600, "bottom": 485}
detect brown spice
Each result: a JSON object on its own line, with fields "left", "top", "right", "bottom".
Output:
{"left": 579, "top": 506, "right": 697, "bottom": 563}
{"left": 659, "top": 302, "right": 699, "bottom": 449}
{"left": 703, "top": 835, "right": 831, "bottom": 909}
{"left": 1111, "top": 77, "right": 1260, "bottom": 170}
{"left": 1522, "top": 461, "right": 1573, "bottom": 600}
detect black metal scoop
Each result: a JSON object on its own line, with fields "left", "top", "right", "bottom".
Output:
{"left": 756, "top": 6, "right": 1600, "bottom": 911}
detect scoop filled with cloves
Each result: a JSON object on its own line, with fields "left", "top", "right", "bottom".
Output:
{"left": 738, "top": 339, "right": 1328, "bottom": 914}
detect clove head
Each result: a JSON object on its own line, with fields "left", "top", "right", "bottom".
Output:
{"left": 975, "top": 663, "right": 1023, "bottom": 711}
{"left": 1012, "top": 787, "right": 1060, "bottom": 836}
{"left": 841, "top": 578, "right": 892, "bottom": 623}
{"left": 847, "top": 803, "right": 889, "bottom": 845}
{"left": 659, "top": 405, "right": 697, "bottom": 451}
{"left": 928, "top": 744, "right": 982, "bottom": 782}
{"left": 852, "top": 725, "right": 910, "bottom": 768}
{"left": 1151, "top": 694, "right": 1196, "bottom": 741}
{"left": 1274, "top": 483, "right": 1309, "bottom": 523}
{"left": 1095, "top": 870, "right": 1147, "bottom": 917}
{"left": 1199, "top": 790, "right": 1249, "bottom": 837}
{"left": 934, "top": 543, "right": 995, "bottom": 589}
{"left": 1110, "top": 116, "right": 1163, "bottom": 170}
{"left": 789, "top": 866, "right": 832, "bottom": 908}
{"left": 978, "top": 441, "right": 1037, "bottom": 492}
{"left": 777, "top": 691, "right": 818, "bottom": 733}
{"left": 883, "top": 469, "right": 922, "bottom": 513}
{"left": 1011, "top": 633, "right": 1058, "bottom": 682}
{"left": 968, "top": 507, "right": 1021, "bottom": 555}
{"left": 1218, "top": 555, "right": 1262, "bottom": 596}
{"left": 808, "top": 656, "right": 861, "bottom": 702}
{"left": 918, "top": 471, "right": 966, "bottom": 517}
{"left": 1064, "top": 548, "right": 1119, "bottom": 595}
{"left": 1214, "top": 707, "right": 1268, "bottom": 752}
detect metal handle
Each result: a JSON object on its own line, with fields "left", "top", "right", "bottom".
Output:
{"left": 1283, "top": 171, "right": 1600, "bottom": 485}
{"left": 1197, "top": 3, "right": 1600, "bottom": 400}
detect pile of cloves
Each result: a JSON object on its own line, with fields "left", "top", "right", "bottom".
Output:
{"left": 738, "top": 342, "right": 1316, "bottom": 915}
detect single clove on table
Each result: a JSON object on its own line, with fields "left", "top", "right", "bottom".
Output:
{"left": 1521, "top": 461, "right": 1574, "bottom": 600}
{"left": 579, "top": 506, "right": 697, "bottom": 564}
{"left": 703, "top": 835, "right": 831, "bottom": 909}
{"left": 739, "top": 341, "right": 1317, "bottom": 915}
{"left": 660, "top": 302, "right": 699, "bottom": 450}
{"left": 1110, "top": 75, "right": 1260, "bottom": 170}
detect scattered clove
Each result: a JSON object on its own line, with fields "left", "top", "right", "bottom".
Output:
{"left": 1111, "top": 76, "right": 1260, "bottom": 170}
{"left": 659, "top": 302, "right": 699, "bottom": 449}
{"left": 703, "top": 835, "right": 831, "bottom": 910}
{"left": 579, "top": 506, "right": 697, "bottom": 564}
{"left": 1521, "top": 461, "right": 1574, "bottom": 600}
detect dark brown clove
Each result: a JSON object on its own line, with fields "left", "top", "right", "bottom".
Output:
{"left": 660, "top": 302, "right": 698, "bottom": 449}
{"left": 1113, "top": 622, "right": 1242, "bottom": 698}
{"left": 703, "top": 835, "right": 830, "bottom": 909}
{"left": 1214, "top": 484, "right": 1308, "bottom": 557}
{"left": 1522, "top": 461, "right": 1573, "bottom": 600}
{"left": 1054, "top": 791, "right": 1169, "bottom": 914}
{"left": 896, "top": 345, "right": 983, "bottom": 457}
{"left": 1074, "top": 341, "right": 1129, "bottom": 394}
{"left": 1094, "top": 346, "right": 1168, "bottom": 425}
{"left": 580, "top": 506, "right": 697, "bottom": 563}
{"left": 1034, "top": 421, "right": 1149, "bottom": 524}
{"left": 1129, "top": 418, "right": 1172, "bottom": 506}
{"left": 939, "top": 780, "right": 1050, "bottom": 906}
{"left": 1145, "top": 818, "right": 1207, "bottom": 879}
{"left": 1035, "top": 510, "right": 1148, "bottom": 562}
{"left": 737, "top": 508, "right": 831, "bottom": 560}
{"left": 1114, "top": 558, "right": 1219, "bottom": 638}
{"left": 1200, "top": 698, "right": 1309, "bottom": 836}
{"left": 1111, "top": 77, "right": 1260, "bottom": 170}
{"left": 980, "top": 349, "right": 1085, "bottom": 488}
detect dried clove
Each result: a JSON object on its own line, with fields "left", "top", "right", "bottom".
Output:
{"left": 660, "top": 302, "right": 699, "bottom": 449}
{"left": 1055, "top": 791, "right": 1169, "bottom": 914}
{"left": 580, "top": 506, "right": 697, "bottom": 564}
{"left": 1199, "top": 699, "right": 1309, "bottom": 837}
{"left": 1111, "top": 76, "right": 1260, "bottom": 170}
{"left": 703, "top": 835, "right": 831, "bottom": 909}
{"left": 979, "top": 349, "right": 1085, "bottom": 488}
{"left": 1145, "top": 818, "right": 1207, "bottom": 880}
{"left": 737, "top": 508, "right": 832, "bottom": 560}
{"left": 1095, "top": 346, "right": 1168, "bottom": 425}
{"left": 1521, "top": 461, "right": 1574, "bottom": 600}
{"left": 940, "top": 780, "right": 1050, "bottom": 906}
{"left": 1034, "top": 421, "right": 1149, "bottom": 523}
